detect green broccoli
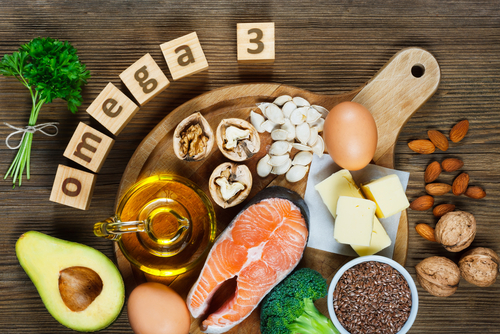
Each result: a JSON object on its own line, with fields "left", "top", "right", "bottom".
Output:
{"left": 260, "top": 268, "right": 339, "bottom": 334}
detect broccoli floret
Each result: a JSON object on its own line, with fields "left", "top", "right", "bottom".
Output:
{"left": 260, "top": 268, "right": 339, "bottom": 334}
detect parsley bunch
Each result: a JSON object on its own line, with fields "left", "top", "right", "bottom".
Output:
{"left": 0, "top": 37, "right": 90, "bottom": 187}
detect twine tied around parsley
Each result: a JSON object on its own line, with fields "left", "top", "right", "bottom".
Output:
{"left": 0, "top": 37, "right": 90, "bottom": 187}
{"left": 4, "top": 122, "right": 59, "bottom": 149}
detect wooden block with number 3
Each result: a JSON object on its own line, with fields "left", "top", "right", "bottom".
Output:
{"left": 160, "top": 32, "right": 209, "bottom": 81}
{"left": 119, "top": 53, "right": 170, "bottom": 106}
{"left": 237, "top": 22, "right": 275, "bottom": 63}
{"left": 49, "top": 165, "right": 97, "bottom": 210}
{"left": 86, "top": 82, "right": 140, "bottom": 135}
{"left": 63, "top": 122, "right": 114, "bottom": 173}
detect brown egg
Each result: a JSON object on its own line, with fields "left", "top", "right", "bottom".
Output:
{"left": 127, "top": 282, "right": 190, "bottom": 334}
{"left": 323, "top": 101, "right": 378, "bottom": 171}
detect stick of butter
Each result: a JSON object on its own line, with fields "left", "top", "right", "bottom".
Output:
{"left": 315, "top": 169, "right": 392, "bottom": 256}
{"left": 361, "top": 174, "right": 410, "bottom": 218}
{"left": 334, "top": 196, "right": 376, "bottom": 246}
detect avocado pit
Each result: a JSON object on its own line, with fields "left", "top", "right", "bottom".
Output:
{"left": 59, "top": 266, "right": 103, "bottom": 312}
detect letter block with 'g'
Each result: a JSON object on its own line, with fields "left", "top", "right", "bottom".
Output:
{"left": 119, "top": 53, "right": 170, "bottom": 106}
{"left": 161, "top": 32, "right": 209, "bottom": 81}
{"left": 63, "top": 122, "right": 114, "bottom": 173}
{"left": 237, "top": 22, "right": 275, "bottom": 63}
{"left": 86, "top": 82, "right": 140, "bottom": 135}
{"left": 49, "top": 165, "right": 97, "bottom": 210}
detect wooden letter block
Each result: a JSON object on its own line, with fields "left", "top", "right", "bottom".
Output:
{"left": 237, "top": 22, "right": 275, "bottom": 63}
{"left": 160, "top": 32, "right": 209, "bottom": 81}
{"left": 63, "top": 122, "right": 114, "bottom": 173}
{"left": 119, "top": 53, "right": 170, "bottom": 106}
{"left": 86, "top": 82, "right": 140, "bottom": 135}
{"left": 50, "top": 165, "right": 97, "bottom": 210}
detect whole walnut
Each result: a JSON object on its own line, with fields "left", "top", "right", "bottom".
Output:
{"left": 415, "top": 256, "right": 460, "bottom": 297}
{"left": 434, "top": 211, "right": 476, "bottom": 252}
{"left": 459, "top": 247, "right": 499, "bottom": 287}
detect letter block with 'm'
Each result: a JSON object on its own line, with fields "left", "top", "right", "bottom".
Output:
{"left": 161, "top": 32, "right": 209, "bottom": 81}
{"left": 237, "top": 22, "right": 275, "bottom": 63}
{"left": 119, "top": 53, "right": 170, "bottom": 106}
{"left": 86, "top": 82, "right": 140, "bottom": 136}
{"left": 50, "top": 165, "right": 97, "bottom": 210}
{"left": 63, "top": 122, "right": 114, "bottom": 173}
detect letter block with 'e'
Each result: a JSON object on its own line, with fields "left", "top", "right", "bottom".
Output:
{"left": 86, "top": 82, "right": 140, "bottom": 135}
{"left": 161, "top": 32, "right": 209, "bottom": 81}
{"left": 237, "top": 22, "right": 275, "bottom": 63}
{"left": 119, "top": 53, "right": 170, "bottom": 106}
{"left": 50, "top": 165, "right": 97, "bottom": 210}
{"left": 63, "top": 122, "right": 114, "bottom": 173}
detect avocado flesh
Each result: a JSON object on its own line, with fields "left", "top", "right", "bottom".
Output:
{"left": 16, "top": 231, "right": 125, "bottom": 332}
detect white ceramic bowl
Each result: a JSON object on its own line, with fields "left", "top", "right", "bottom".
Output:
{"left": 327, "top": 255, "right": 418, "bottom": 334}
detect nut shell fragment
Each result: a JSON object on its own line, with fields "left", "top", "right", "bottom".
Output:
{"left": 173, "top": 112, "right": 214, "bottom": 161}
{"left": 415, "top": 256, "right": 460, "bottom": 297}
{"left": 216, "top": 118, "right": 261, "bottom": 162}
{"left": 209, "top": 162, "right": 252, "bottom": 208}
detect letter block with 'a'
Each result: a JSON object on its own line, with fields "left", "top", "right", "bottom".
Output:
{"left": 237, "top": 22, "right": 275, "bottom": 63}
{"left": 63, "top": 122, "right": 114, "bottom": 173}
{"left": 119, "top": 53, "right": 170, "bottom": 106}
{"left": 50, "top": 165, "right": 97, "bottom": 210}
{"left": 161, "top": 32, "right": 209, "bottom": 81}
{"left": 86, "top": 82, "right": 140, "bottom": 135}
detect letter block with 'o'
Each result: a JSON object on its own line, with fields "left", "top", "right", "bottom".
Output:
{"left": 161, "top": 32, "right": 209, "bottom": 81}
{"left": 86, "top": 82, "right": 140, "bottom": 136}
{"left": 63, "top": 122, "right": 114, "bottom": 173}
{"left": 50, "top": 165, "right": 97, "bottom": 210}
{"left": 119, "top": 53, "right": 170, "bottom": 106}
{"left": 237, "top": 22, "right": 275, "bottom": 63}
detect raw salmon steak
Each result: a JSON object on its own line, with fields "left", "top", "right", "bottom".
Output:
{"left": 187, "top": 187, "right": 309, "bottom": 333}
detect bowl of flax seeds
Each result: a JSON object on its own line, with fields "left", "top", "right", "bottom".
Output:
{"left": 327, "top": 255, "right": 418, "bottom": 334}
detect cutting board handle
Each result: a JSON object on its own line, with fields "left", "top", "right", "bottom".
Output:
{"left": 352, "top": 47, "right": 440, "bottom": 167}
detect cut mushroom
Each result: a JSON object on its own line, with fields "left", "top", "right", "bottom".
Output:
{"left": 216, "top": 118, "right": 260, "bottom": 161}
{"left": 209, "top": 162, "right": 252, "bottom": 208}
{"left": 173, "top": 112, "right": 215, "bottom": 161}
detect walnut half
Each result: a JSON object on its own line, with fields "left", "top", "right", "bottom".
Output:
{"left": 209, "top": 162, "right": 252, "bottom": 208}
{"left": 173, "top": 112, "right": 214, "bottom": 161}
{"left": 216, "top": 118, "right": 260, "bottom": 162}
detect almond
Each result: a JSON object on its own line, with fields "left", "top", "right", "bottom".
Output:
{"left": 427, "top": 130, "right": 449, "bottom": 151}
{"left": 464, "top": 186, "right": 486, "bottom": 199}
{"left": 424, "top": 161, "right": 442, "bottom": 183}
{"left": 410, "top": 195, "right": 434, "bottom": 211}
{"left": 425, "top": 183, "right": 452, "bottom": 196}
{"left": 449, "top": 119, "right": 469, "bottom": 143}
{"left": 452, "top": 172, "right": 469, "bottom": 195}
{"left": 415, "top": 223, "right": 437, "bottom": 242}
{"left": 408, "top": 139, "right": 436, "bottom": 154}
{"left": 441, "top": 158, "right": 464, "bottom": 172}
{"left": 433, "top": 204, "right": 456, "bottom": 217}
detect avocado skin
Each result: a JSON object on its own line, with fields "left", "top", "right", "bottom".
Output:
{"left": 16, "top": 231, "right": 125, "bottom": 332}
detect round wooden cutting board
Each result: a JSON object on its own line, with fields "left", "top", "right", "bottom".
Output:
{"left": 113, "top": 47, "right": 440, "bottom": 333}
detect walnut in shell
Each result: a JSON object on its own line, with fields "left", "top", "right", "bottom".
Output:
{"left": 435, "top": 211, "right": 476, "bottom": 252}
{"left": 415, "top": 256, "right": 460, "bottom": 297}
{"left": 209, "top": 162, "right": 252, "bottom": 208}
{"left": 216, "top": 118, "right": 260, "bottom": 161}
{"left": 459, "top": 247, "right": 499, "bottom": 287}
{"left": 173, "top": 112, "right": 214, "bottom": 161}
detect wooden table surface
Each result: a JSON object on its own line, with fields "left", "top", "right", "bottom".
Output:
{"left": 1, "top": 1, "right": 499, "bottom": 333}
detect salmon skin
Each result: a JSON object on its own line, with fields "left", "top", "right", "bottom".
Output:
{"left": 187, "top": 186, "right": 309, "bottom": 333}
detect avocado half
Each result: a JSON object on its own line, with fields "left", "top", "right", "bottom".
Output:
{"left": 16, "top": 231, "right": 125, "bottom": 332}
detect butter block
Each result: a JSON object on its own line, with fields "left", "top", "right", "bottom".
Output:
{"left": 334, "top": 196, "right": 376, "bottom": 246}
{"left": 315, "top": 169, "right": 391, "bottom": 255}
{"left": 351, "top": 218, "right": 392, "bottom": 256}
{"left": 361, "top": 174, "right": 410, "bottom": 218}
{"left": 315, "top": 169, "right": 364, "bottom": 219}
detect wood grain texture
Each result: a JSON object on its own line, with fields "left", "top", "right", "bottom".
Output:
{"left": 0, "top": 1, "right": 499, "bottom": 333}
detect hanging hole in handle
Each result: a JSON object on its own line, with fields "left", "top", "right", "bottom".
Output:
{"left": 411, "top": 64, "right": 425, "bottom": 78}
